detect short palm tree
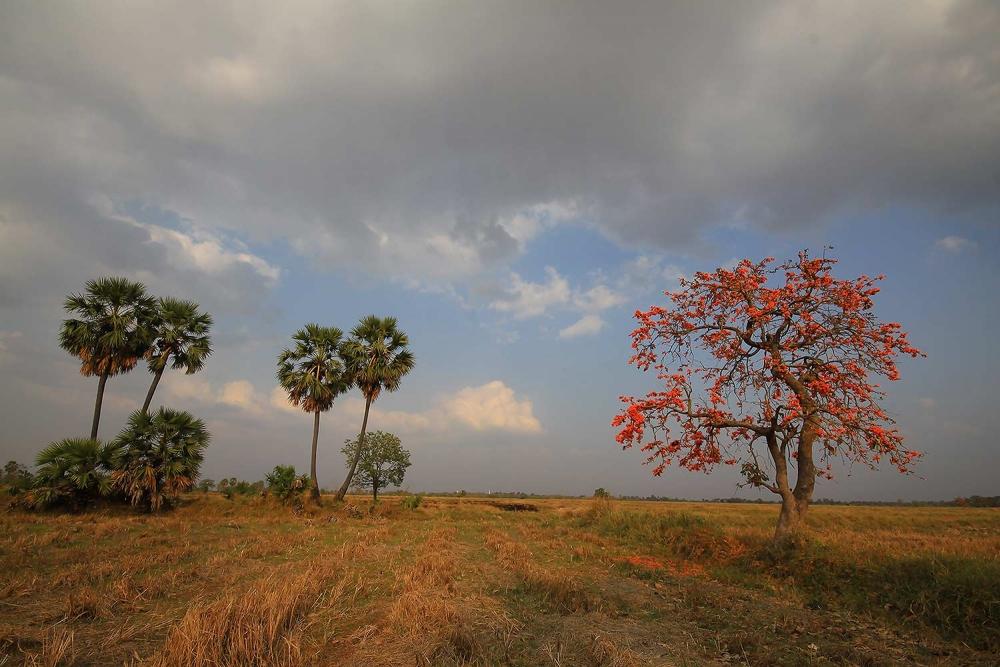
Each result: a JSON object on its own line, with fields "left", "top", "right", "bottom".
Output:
{"left": 276, "top": 324, "right": 351, "bottom": 503}
{"left": 141, "top": 298, "right": 213, "bottom": 413}
{"left": 335, "top": 316, "right": 414, "bottom": 502}
{"left": 59, "top": 277, "right": 157, "bottom": 438}
{"left": 28, "top": 438, "right": 117, "bottom": 509}
{"left": 111, "top": 408, "right": 210, "bottom": 511}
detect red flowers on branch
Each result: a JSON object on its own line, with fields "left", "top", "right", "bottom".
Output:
{"left": 612, "top": 252, "right": 924, "bottom": 538}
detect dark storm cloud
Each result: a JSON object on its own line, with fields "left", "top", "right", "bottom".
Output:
{"left": 1, "top": 1, "right": 996, "bottom": 284}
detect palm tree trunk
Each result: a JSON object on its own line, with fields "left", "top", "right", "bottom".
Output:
{"left": 91, "top": 371, "right": 109, "bottom": 439}
{"left": 141, "top": 366, "right": 166, "bottom": 414}
{"left": 336, "top": 395, "right": 372, "bottom": 501}
{"left": 310, "top": 409, "right": 321, "bottom": 503}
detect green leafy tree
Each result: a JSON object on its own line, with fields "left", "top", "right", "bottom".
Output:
{"left": 59, "top": 277, "right": 157, "bottom": 438}
{"left": 2, "top": 461, "right": 33, "bottom": 496}
{"left": 265, "top": 465, "right": 309, "bottom": 504}
{"left": 341, "top": 430, "right": 411, "bottom": 502}
{"left": 335, "top": 316, "right": 415, "bottom": 501}
{"left": 197, "top": 479, "right": 216, "bottom": 493}
{"left": 276, "top": 324, "right": 351, "bottom": 503}
{"left": 26, "top": 438, "right": 116, "bottom": 509}
{"left": 111, "top": 408, "right": 209, "bottom": 511}
{"left": 142, "top": 298, "right": 213, "bottom": 413}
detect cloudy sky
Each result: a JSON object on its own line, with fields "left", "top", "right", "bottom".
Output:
{"left": 1, "top": 1, "right": 997, "bottom": 499}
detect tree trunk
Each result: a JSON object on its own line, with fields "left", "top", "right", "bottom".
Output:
{"left": 91, "top": 371, "right": 109, "bottom": 440}
{"left": 774, "top": 494, "right": 804, "bottom": 541}
{"left": 336, "top": 395, "right": 372, "bottom": 501}
{"left": 372, "top": 478, "right": 378, "bottom": 503}
{"left": 310, "top": 410, "right": 321, "bottom": 504}
{"left": 141, "top": 366, "right": 166, "bottom": 414}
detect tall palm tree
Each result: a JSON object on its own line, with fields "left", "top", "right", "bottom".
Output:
{"left": 111, "top": 408, "right": 210, "bottom": 511}
{"left": 335, "top": 316, "right": 414, "bottom": 502}
{"left": 141, "top": 298, "right": 213, "bottom": 413}
{"left": 59, "top": 277, "right": 157, "bottom": 439}
{"left": 276, "top": 324, "right": 351, "bottom": 503}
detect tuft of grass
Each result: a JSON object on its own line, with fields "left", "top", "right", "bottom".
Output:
{"left": 24, "top": 626, "right": 76, "bottom": 667}
{"left": 149, "top": 560, "right": 347, "bottom": 667}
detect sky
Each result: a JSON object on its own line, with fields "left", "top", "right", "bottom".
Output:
{"left": 1, "top": 1, "right": 997, "bottom": 500}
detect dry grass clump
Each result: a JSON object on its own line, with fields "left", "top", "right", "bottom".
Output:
{"left": 587, "top": 632, "right": 642, "bottom": 667}
{"left": 485, "top": 530, "right": 596, "bottom": 613}
{"left": 60, "top": 587, "right": 103, "bottom": 621}
{"left": 23, "top": 626, "right": 75, "bottom": 667}
{"left": 148, "top": 560, "right": 347, "bottom": 667}
{"left": 484, "top": 529, "right": 532, "bottom": 568}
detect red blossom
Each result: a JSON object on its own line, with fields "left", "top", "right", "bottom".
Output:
{"left": 613, "top": 251, "right": 924, "bottom": 499}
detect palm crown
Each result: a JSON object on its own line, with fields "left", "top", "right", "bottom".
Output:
{"left": 148, "top": 298, "right": 213, "bottom": 374}
{"left": 112, "top": 408, "right": 210, "bottom": 510}
{"left": 59, "top": 276, "right": 157, "bottom": 377}
{"left": 341, "top": 316, "right": 415, "bottom": 401}
{"left": 277, "top": 324, "right": 351, "bottom": 412}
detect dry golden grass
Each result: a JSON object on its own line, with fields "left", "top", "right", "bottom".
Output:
{"left": 149, "top": 560, "right": 351, "bottom": 667}
{"left": 0, "top": 494, "right": 996, "bottom": 665}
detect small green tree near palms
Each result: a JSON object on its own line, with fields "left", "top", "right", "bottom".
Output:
{"left": 277, "top": 324, "right": 351, "bottom": 503}
{"left": 341, "top": 431, "right": 411, "bottom": 502}
{"left": 111, "top": 408, "right": 209, "bottom": 511}
{"left": 265, "top": 465, "right": 309, "bottom": 504}
{"left": 141, "top": 298, "right": 213, "bottom": 413}
{"left": 27, "top": 438, "right": 116, "bottom": 509}
{"left": 59, "top": 277, "right": 157, "bottom": 439}
{"left": 335, "top": 316, "right": 415, "bottom": 502}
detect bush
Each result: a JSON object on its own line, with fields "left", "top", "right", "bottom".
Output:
{"left": 111, "top": 409, "right": 209, "bottom": 511}
{"left": 20, "top": 438, "right": 116, "bottom": 510}
{"left": 219, "top": 477, "right": 260, "bottom": 500}
{"left": 265, "top": 465, "right": 309, "bottom": 504}
{"left": 2, "top": 461, "right": 34, "bottom": 497}
{"left": 400, "top": 494, "right": 423, "bottom": 510}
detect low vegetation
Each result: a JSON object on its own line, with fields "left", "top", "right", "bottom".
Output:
{"left": 1, "top": 495, "right": 996, "bottom": 665}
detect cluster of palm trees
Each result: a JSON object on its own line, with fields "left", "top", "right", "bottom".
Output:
{"left": 59, "top": 277, "right": 213, "bottom": 437}
{"left": 21, "top": 276, "right": 414, "bottom": 511}
{"left": 21, "top": 277, "right": 214, "bottom": 510}
{"left": 277, "top": 316, "right": 414, "bottom": 503}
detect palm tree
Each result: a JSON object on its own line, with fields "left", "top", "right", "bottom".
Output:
{"left": 335, "top": 316, "right": 414, "bottom": 502}
{"left": 59, "top": 277, "right": 157, "bottom": 439}
{"left": 141, "top": 298, "right": 213, "bottom": 413}
{"left": 111, "top": 408, "right": 210, "bottom": 511}
{"left": 28, "top": 438, "right": 117, "bottom": 509}
{"left": 276, "top": 324, "right": 351, "bottom": 503}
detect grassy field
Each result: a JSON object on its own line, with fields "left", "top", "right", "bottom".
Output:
{"left": 1, "top": 495, "right": 997, "bottom": 666}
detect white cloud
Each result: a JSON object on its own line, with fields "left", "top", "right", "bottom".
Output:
{"left": 169, "top": 375, "right": 541, "bottom": 435}
{"left": 935, "top": 236, "right": 976, "bottom": 254}
{"left": 440, "top": 380, "right": 542, "bottom": 433}
{"left": 219, "top": 380, "right": 259, "bottom": 410}
{"left": 269, "top": 386, "right": 301, "bottom": 414}
{"left": 559, "top": 314, "right": 606, "bottom": 339}
{"left": 141, "top": 223, "right": 281, "bottom": 282}
{"left": 574, "top": 284, "right": 626, "bottom": 312}
{"left": 490, "top": 266, "right": 571, "bottom": 319}
{"left": 166, "top": 375, "right": 267, "bottom": 414}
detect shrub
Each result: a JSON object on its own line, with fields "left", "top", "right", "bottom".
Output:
{"left": 400, "top": 494, "right": 423, "bottom": 510}
{"left": 219, "top": 477, "right": 260, "bottom": 500}
{"left": 265, "top": 465, "right": 309, "bottom": 504}
{"left": 111, "top": 408, "right": 209, "bottom": 511}
{"left": 20, "top": 438, "right": 116, "bottom": 509}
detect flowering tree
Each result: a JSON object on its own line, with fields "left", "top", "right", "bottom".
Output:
{"left": 613, "top": 252, "right": 924, "bottom": 539}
